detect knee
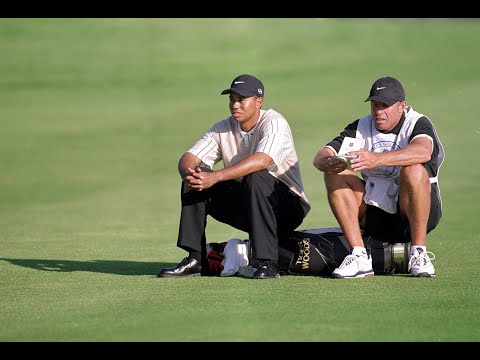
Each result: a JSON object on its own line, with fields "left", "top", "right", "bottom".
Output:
{"left": 324, "top": 172, "right": 362, "bottom": 193}
{"left": 242, "top": 170, "right": 271, "bottom": 192}
{"left": 324, "top": 172, "right": 342, "bottom": 188}
{"left": 400, "top": 164, "right": 429, "bottom": 188}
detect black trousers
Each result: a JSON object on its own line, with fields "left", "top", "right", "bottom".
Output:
{"left": 177, "top": 169, "right": 308, "bottom": 264}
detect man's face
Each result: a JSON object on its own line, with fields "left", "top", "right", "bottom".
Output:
{"left": 370, "top": 100, "right": 406, "bottom": 132}
{"left": 228, "top": 92, "right": 262, "bottom": 124}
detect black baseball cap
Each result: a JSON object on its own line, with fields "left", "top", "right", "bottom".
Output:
{"left": 364, "top": 76, "right": 405, "bottom": 106}
{"left": 221, "top": 74, "right": 264, "bottom": 98}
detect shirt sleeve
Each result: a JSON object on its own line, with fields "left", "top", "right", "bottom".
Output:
{"left": 410, "top": 116, "right": 438, "bottom": 157}
{"left": 255, "top": 116, "right": 292, "bottom": 168}
{"left": 325, "top": 119, "right": 359, "bottom": 153}
{"left": 187, "top": 124, "right": 222, "bottom": 169}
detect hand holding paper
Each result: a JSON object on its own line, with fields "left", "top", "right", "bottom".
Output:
{"left": 332, "top": 154, "right": 358, "bottom": 170}
{"left": 333, "top": 137, "right": 364, "bottom": 170}
{"left": 338, "top": 136, "right": 365, "bottom": 155}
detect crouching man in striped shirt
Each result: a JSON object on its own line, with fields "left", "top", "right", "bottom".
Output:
{"left": 158, "top": 74, "right": 311, "bottom": 279}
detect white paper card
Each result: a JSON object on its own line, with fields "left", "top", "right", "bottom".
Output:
{"left": 338, "top": 137, "right": 364, "bottom": 155}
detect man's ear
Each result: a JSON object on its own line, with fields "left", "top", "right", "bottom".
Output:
{"left": 256, "top": 97, "right": 263, "bottom": 108}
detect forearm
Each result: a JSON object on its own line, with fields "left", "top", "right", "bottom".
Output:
{"left": 313, "top": 147, "right": 335, "bottom": 172}
{"left": 178, "top": 152, "right": 202, "bottom": 178}
{"left": 215, "top": 152, "right": 272, "bottom": 182}
{"left": 376, "top": 142, "right": 431, "bottom": 167}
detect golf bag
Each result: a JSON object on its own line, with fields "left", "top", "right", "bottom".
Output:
{"left": 288, "top": 228, "right": 410, "bottom": 276}
{"left": 205, "top": 227, "right": 411, "bottom": 276}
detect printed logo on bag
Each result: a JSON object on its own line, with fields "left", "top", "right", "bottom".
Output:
{"left": 295, "top": 237, "right": 312, "bottom": 270}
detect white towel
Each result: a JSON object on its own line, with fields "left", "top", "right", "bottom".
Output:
{"left": 220, "top": 238, "right": 249, "bottom": 276}
{"left": 363, "top": 177, "right": 398, "bottom": 214}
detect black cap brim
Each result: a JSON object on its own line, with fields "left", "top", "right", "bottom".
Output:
{"left": 365, "top": 95, "right": 399, "bottom": 106}
{"left": 221, "top": 88, "right": 260, "bottom": 97}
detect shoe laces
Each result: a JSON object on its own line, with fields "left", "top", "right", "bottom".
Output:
{"left": 408, "top": 251, "right": 436, "bottom": 270}
{"left": 258, "top": 260, "right": 277, "bottom": 269}
{"left": 258, "top": 260, "right": 268, "bottom": 268}
{"left": 339, "top": 254, "right": 357, "bottom": 268}
{"left": 179, "top": 257, "right": 190, "bottom": 266}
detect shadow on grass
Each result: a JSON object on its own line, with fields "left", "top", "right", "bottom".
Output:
{"left": 0, "top": 258, "right": 414, "bottom": 278}
{"left": 0, "top": 258, "right": 178, "bottom": 276}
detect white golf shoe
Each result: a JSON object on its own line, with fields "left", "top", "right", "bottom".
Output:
{"left": 332, "top": 253, "right": 374, "bottom": 279}
{"left": 408, "top": 250, "right": 436, "bottom": 277}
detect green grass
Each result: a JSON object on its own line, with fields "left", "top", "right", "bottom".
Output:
{"left": 1, "top": 18, "right": 479, "bottom": 342}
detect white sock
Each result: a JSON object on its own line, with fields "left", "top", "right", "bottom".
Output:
{"left": 352, "top": 246, "right": 368, "bottom": 258}
{"left": 411, "top": 246, "right": 427, "bottom": 257}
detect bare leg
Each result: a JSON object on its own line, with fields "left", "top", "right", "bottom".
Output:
{"left": 324, "top": 171, "right": 367, "bottom": 248}
{"left": 399, "top": 164, "right": 430, "bottom": 247}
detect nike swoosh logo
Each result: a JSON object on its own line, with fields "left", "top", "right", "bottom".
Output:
{"left": 376, "top": 86, "right": 386, "bottom": 90}
{"left": 234, "top": 81, "right": 245, "bottom": 84}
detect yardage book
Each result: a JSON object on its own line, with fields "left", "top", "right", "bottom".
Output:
{"left": 338, "top": 136, "right": 364, "bottom": 155}
{"left": 333, "top": 137, "right": 364, "bottom": 170}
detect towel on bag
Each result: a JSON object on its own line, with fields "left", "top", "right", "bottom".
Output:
{"left": 220, "top": 238, "right": 250, "bottom": 276}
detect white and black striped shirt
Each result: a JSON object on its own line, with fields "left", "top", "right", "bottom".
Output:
{"left": 188, "top": 109, "right": 310, "bottom": 211}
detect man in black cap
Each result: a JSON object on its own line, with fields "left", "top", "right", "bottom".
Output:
{"left": 313, "top": 76, "right": 445, "bottom": 278}
{"left": 158, "top": 74, "right": 311, "bottom": 279}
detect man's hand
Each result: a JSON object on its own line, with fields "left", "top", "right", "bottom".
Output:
{"left": 313, "top": 148, "right": 349, "bottom": 173}
{"left": 322, "top": 156, "right": 349, "bottom": 173}
{"left": 183, "top": 167, "right": 199, "bottom": 190}
{"left": 185, "top": 167, "right": 218, "bottom": 191}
